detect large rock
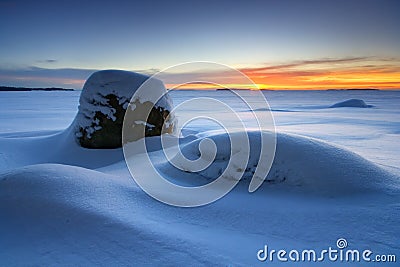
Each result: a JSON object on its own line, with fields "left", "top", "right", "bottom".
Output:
{"left": 74, "top": 70, "right": 175, "bottom": 149}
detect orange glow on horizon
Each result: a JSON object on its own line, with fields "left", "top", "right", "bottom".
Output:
{"left": 167, "top": 58, "right": 400, "bottom": 90}
{"left": 4, "top": 57, "right": 399, "bottom": 90}
{"left": 166, "top": 83, "right": 259, "bottom": 90}
{"left": 244, "top": 67, "right": 400, "bottom": 90}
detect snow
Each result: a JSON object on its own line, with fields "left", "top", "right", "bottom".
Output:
{"left": 81, "top": 69, "right": 149, "bottom": 102}
{"left": 0, "top": 89, "right": 399, "bottom": 266}
{"left": 76, "top": 70, "right": 149, "bottom": 131}
{"left": 330, "top": 98, "right": 373, "bottom": 108}
{"left": 165, "top": 131, "right": 398, "bottom": 196}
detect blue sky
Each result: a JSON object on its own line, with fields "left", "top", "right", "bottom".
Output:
{"left": 0, "top": 0, "right": 399, "bottom": 89}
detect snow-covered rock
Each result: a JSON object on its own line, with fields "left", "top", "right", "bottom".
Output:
{"left": 73, "top": 70, "right": 175, "bottom": 148}
{"left": 161, "top": 131, "right": 398, "bottom": 196}
{"left": 330, "top": 98, "right": 373, "bottom": 108}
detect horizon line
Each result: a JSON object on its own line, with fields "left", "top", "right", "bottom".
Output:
{"left": 2, "top": 85, "right": 400, "bottom": 92}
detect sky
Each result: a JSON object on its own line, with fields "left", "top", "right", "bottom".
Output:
{"left": 0, "top": 0, "right": 399, "bottom": 90}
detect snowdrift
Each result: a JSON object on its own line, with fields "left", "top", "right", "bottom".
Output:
{"left": 0, "top": 164, "right": 222, "bottom": 265}
{"left": 159, "top": 131, "right": 398, "bottom": 196}
{"left": 0, "top": 126, "right": 126, "bottom": 172}
{"left": 330, "top": 98, "right": 373, "bottom": 108}
{"left": 1, "top": 130, "right": 398, "bottom": 197}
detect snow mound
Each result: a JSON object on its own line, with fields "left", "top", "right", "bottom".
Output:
{"left": 73, "top": 70, "right": 175, "bottom": 148}
{"left": 0, "top": 164, "right": 128, "bottom": 265}
{"left": 0, "top": 128, "right": 125, "bottom": 172}
{"left": 0, "top": 163, "right": 127, "bottom": 213}
{"left": 330, "top": 98, "right": 373, "bottom": 108}
{"left": 0, "top": 164, "right": 219, "bottom": 266}
{"left": 161, "top": 131, "right": 398, "bottom": 196}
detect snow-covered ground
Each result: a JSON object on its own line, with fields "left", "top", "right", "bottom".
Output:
{"left": 0, "top": 90, "right": 399, "bottom": 266}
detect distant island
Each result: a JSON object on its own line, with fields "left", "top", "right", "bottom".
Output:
{"left": 0, "top": 86, "right": 75, "bottom": 92}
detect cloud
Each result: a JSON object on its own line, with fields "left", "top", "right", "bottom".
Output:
{"left": 36, "top": 59, "right": 58, "bottom": 64}
{"left": 240, "top": 57, "right": 369, "bottom": 73}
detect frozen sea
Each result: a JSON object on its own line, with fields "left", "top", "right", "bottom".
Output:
{"left": 0, "top": 89, "right": 399, "bottom": 266}
{"left": 1, "top": 89, "right": 399, "bottom": 173}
